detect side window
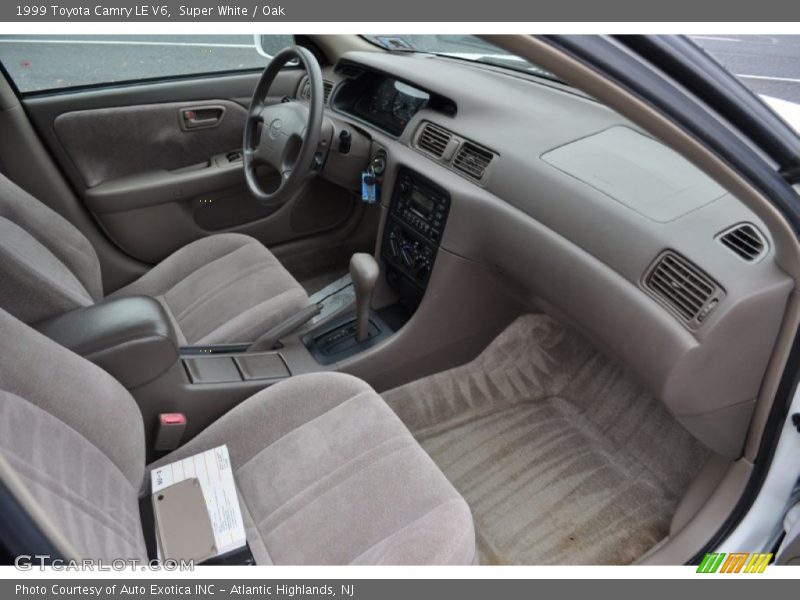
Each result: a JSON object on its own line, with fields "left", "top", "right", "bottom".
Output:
{"left": 0, "top": 34, "right": 294, "bottom": 94}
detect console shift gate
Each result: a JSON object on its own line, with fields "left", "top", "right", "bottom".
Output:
{"left": 302, "top": 253, "right": 393, "bottom": 365}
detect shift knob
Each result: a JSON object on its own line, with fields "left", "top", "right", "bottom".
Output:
{"left": 349, "top": 253, "right": 379, "bottom": 343}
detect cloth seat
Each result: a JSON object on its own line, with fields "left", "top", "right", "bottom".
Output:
{"left": 0, "top": 308, "right": 477, "bottom": 565}
{"left": 0, "top": 173, "right": 308, "bottom": 345}
{"left": 148, "top": 373, "right": 476, "bottom": 564}
{"left": 106, "top": 234, "right": 308, "bottom": 345}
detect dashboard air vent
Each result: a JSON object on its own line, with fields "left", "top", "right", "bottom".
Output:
{"left": 453, "top": 142, "right": 494, "bottom": 180}
{"left": 299, "top": 78, "right": 311, "bottom": 101}
{"left": 416, "top": 123, "right": 453, "bottom": 158}
{"left": 718, "top": 223, "right": 766, "bottom": 262}
{"left": 646, "top": 252, "right": 721, "bottom": 323}
{"left": 298, "top": 79, "right": 333, "bottom": 105}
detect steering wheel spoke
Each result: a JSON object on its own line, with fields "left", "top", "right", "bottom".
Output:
{"left": 243, "top": 46, "right": 324, "bottom": 207}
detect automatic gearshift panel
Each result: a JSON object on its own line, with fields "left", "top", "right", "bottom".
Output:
{"left": 382, "top": 168, "right": 450, "bottom": 304}
{"left": 303, "top": 168, "right": 447, "bottom": 364}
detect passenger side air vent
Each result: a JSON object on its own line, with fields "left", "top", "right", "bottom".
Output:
{"left": 453, "top": 142, "right": 494, "bottom": 181}
{"left": 645, "top": 252, "right": 724, "bottom": 325}
{"left": 717, "top": 223, "right": 767, "bottom": 262}
{"left": 416, "top": 123, "right": 453, "bottom": 158}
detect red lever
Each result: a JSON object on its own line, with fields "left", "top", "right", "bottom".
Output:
{"left": 159, "top": 413, "right": 186, "bottom": 426}
{"left": 155, "top": 413, "right": 187, "bottom": 452}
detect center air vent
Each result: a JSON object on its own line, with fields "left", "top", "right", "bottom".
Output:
{"left": 718, "top": 223, "right": 766, "bottom": 262}
{"left": 453, "top": 142, "right": 494, "bottom": 181}
{"left": 416, "top": 123, "right": 453, "bottom": 158}
{"left": 645, "top": 252, "right": 723, "bottom": 325}
{"left": 412, "top": 122, "right": 496, "bottom": 184}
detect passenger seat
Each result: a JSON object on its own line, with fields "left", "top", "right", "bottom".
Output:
{"left": 0, "top": 308, "right": 476, "bottom": 565}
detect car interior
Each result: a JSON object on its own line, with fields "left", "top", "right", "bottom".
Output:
{"left": 0, "top": 33, "right": 798, "bottom": 566}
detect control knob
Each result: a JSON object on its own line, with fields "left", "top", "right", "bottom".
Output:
{"left": 400, "top": 241, "right": 415, "bottom": 268}
{"left": 388, "top": 230, "right": 401, "bottom": 258}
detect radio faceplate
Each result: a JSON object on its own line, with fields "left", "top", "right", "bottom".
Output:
{"left": 392, "top": 170, "right": 449, "bottom": 244}
{"left": 382, "top": 168, "right": 450, "bottom": 304}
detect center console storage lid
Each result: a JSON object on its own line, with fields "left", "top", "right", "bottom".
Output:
{"left": 34, "top": 295, "right": 179, "bottom": 389}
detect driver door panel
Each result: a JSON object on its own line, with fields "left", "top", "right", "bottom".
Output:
{"left": 54, "top": 99, "right": 248, "bottom": 189}
{"left": 23, "top": 69, "right": 358, "bottom": 264}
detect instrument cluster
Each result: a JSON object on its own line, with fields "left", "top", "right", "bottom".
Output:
{"left": 333, "top": 70, "right": 432, "bottom": 136}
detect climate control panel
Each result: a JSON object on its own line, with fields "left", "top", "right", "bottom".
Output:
{"left": 385, "top": 222, "right": 436, "bottom": 285}
{"left": 382, "top": 168, "right": 450, "bottom": 302}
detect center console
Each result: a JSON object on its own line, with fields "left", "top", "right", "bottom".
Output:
{"left": 33, "top": 296, "right": 307, "bottom": 459}
{"left": 382, "top": 167, "right": 451, "bottom": 306}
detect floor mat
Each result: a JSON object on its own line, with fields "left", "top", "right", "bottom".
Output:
{"left": 383, "top": 314, "right": 710, "bottom": 565}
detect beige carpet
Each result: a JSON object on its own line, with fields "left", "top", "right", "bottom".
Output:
{"left": 383, "top": 314, "right": 710, "bottom": 565}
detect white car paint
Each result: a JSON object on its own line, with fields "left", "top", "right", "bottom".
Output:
{"left": 760, "top": 94, "right": 800, "bottom": 134}
{"left": 719, "top": 382, "right": 800, "bottom": 559}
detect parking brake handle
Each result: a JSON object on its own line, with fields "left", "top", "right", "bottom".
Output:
{"left": 247, "top": 303, "right": 323, "bottom": 352}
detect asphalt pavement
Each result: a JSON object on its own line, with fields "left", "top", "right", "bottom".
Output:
{"left": 0, "top": 34, "right": 799, "bottom": 107}
{"left": 691, "top": 34, "right": 800, "bottom": 103}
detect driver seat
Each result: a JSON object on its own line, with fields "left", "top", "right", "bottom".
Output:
{"left": 0, "top": 172, "right": 309, "bottom": 345}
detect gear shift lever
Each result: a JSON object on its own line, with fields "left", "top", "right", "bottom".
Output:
{"left": 349, "top": 253, "right": 379, "bottom": 343}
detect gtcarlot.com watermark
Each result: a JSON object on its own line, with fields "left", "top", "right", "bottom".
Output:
{"left": 14, "top": 555, "right": 194, "bottom": 571}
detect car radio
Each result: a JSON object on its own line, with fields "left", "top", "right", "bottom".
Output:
{"left": 392, "top": 171, "right": 449, "bottom": 243}
{"left": 382, "top": 168, "right": 450, "bottom": 302}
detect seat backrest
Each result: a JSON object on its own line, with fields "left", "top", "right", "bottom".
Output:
{"left": 0, "top": 307, "right": 147, "bottom": 561}
{"left": 0, "top": 173, "right": 102, "bottom": 324}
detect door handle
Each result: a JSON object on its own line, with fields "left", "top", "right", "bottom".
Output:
{"left": 180, "top": 106, "right": 225, "bottom": 130}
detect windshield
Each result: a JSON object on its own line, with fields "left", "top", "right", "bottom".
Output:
{"left": 691, "top": 35, "right": 800, "bottom": 135}
{"left": 362, "top": 35, "right": 562, "bottom": 82}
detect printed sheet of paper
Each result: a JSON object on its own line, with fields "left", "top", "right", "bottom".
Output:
{"left": 151, "top": 445, "right": 246, "bottom": 556}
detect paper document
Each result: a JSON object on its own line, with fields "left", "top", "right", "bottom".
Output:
{"left": 151, "top": 445, "right": 246, "bottom": 557}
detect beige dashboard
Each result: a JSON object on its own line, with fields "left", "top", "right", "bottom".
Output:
{"left": 309, "top": 50, "right": 793, "bottom": 459}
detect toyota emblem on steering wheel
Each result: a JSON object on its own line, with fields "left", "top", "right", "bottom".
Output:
{"left": 268, "top": 118, "right": 283, "bottom": 139}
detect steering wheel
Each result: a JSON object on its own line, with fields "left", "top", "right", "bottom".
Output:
{"left": 244, "top": 46, "right": 324, "bottom": 206}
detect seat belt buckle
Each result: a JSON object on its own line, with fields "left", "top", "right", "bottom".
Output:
{"left": 154, "top": 413, "right": 186, "bottom": 451}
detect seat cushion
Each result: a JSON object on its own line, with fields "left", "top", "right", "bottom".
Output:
{"left": 108, "top": 233, "right": 308, "bottom": 345}
{"left": 147, "top": 373, "right": 476, "bottom": 565}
